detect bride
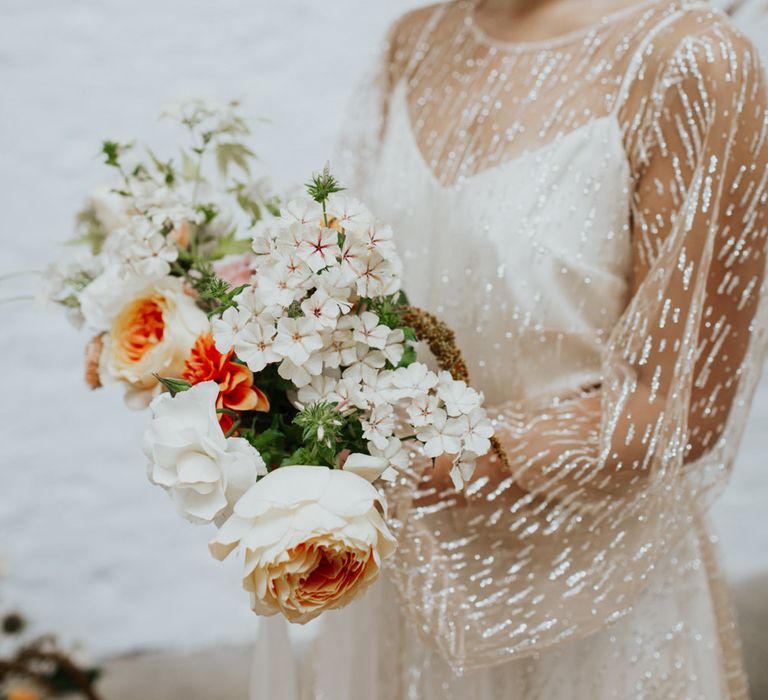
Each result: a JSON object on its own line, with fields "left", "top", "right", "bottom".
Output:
{"left": 256, "top": 0, "right": 768, "bottom": 697}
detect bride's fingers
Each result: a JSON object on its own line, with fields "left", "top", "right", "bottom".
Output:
{"left": 412, "top": 455, "right": 461, "bottom": 507}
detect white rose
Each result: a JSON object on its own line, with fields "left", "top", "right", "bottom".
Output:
{"left": 144, "top": 381, "right": 266, "bottom": 524}
{"left": 343, "top": 453, "right": 392, "bottom": 482}
{"left": 97, "top": 276, "right": 209, "bottom": 407}
{"left": 210, "top": 465, "right": 397, "bottom": 624}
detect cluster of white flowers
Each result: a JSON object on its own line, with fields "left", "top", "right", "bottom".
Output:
{"left": 211, "top": 193, "right": 493, "bottom": 486}
{"left": 101, "top": 216, "right": 180, "bottom": 279}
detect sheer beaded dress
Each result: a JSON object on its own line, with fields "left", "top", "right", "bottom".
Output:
{"left": 257, "top": 1, "right": 768, "bottom": 698}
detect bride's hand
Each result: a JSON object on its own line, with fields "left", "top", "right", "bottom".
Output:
{"left": 412, "top": 454, "right": 465, "bottom": 508}
{"left": 413, "top": 452, "right": 529, "bottom": 507}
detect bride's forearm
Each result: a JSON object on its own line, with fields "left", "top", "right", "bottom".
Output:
{"left": 470, "top": 382, "right": 668, "bottom": 501}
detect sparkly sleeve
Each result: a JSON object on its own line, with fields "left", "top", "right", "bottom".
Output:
{"left": 382, "top": 19, "right": 768, "bottom": 673}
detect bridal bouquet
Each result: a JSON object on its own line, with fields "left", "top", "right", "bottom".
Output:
{"left": 43, "top": 100, "right": 496, "bottom": 623}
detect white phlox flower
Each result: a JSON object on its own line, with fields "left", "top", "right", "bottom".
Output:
{"left": 406, "top": 394, "right": 441, "bottom": 428}
{"left": 361, "top": 404, "right": 396, "bottom": 450}
{"left": 298, "top": 226, "right": 341, "bottom": 273}
{"left": 392, "top": 362, "right": 439, "bottom": 396}
{"left": 416, "top": 409, "right": 468, "bottom": 458}
{"left": 301, "top": 289, "right": 340, "bottom": 329}
{"left": 352, "top": 311, "right": 390, "bottom": 350}
{"left": 438, "top": 377, "right": 483, "bottom": 417}
{"left": 234, "top": 318, "right": 280, "bottom": 372}
{"left": 272, "top": 317, "right": 324, "bottom": 366}
{"left": 325, "top": 193, "right": 374, "bottom": 234}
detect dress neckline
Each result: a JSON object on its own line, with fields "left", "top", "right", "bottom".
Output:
{"left": 388, "top": 80, "right": 627, "bottom": 192}
{"left": 464, "top": 0, "right": 665, "bottom": 52}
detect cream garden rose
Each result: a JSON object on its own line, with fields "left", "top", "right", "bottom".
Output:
{"left": 97, "top": 276, "right": 209, "bottom": 407}
{"left": 144, "top": 381, "right": 266, "bottom": 524}
{"left": 210, "top": 465, "right": 397, "bottom": 624}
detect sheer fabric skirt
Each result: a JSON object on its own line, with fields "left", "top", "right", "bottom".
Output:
{"left": 253, "top": 512, "right": 748, "bottom": 700}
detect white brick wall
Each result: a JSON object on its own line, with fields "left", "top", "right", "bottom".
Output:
{"left": 1, "top": 0, "right": 766, "bottom": 661}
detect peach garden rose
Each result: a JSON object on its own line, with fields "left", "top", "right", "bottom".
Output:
{"left": 98, "top": 276, "right": 209, "bottom": 407}
{"left": 209, "top": 465, "right": 397, "bottom": 623}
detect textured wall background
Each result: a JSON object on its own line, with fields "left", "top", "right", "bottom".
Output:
{"left": 0, "top": 0, "right": 766, "bottom": 663}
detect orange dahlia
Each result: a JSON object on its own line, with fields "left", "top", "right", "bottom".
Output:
{"left": 183, "top": 332, "right": 269, "bottom": 433}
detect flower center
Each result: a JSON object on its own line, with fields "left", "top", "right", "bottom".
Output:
{"left": 115, "top": 296, "right": 165, "bottom": 363}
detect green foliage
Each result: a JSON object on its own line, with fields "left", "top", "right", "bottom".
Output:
{"left": 101, "top": 139, "right": 126, "bottom": 167}
{"left": 396, "top": 343, "right": 417, "bottom": 369}
{"left": 67, "top": 207, "right": 108, "bottom": 255}
{"left": 365, "top": 294, "right": 406, "bottom": 329}
{"left": 306, "top": 163, "right": 344, "bottom": 204}
{"left": 147, "top": 148, "right": 176, "bottom": 186}
{"left": 264, "top": 197, "right": 282, "bottom": 218}
{"left": 180, "top": 149, "right": 200, "bottom": 181}
{"left": 285, "top": 300, "right": 303, "bottom": 318}
{"left": 290, "top": 402, "right": 346, "bottom": 467}
{"left": 235, "top": 188, "right": 262, "bottom": 224}
{"left": 248, "top": 424, "right": 286, "bottom": 456}
{"left": 359, "top": 293, "right": 419, "bottom": 368}
{"left": 216, "top": 142, "right": 255, "bottom": 176}
{"left": 338, "top": 412, "right": 367, "bottom": 456}
{"left": 55, "top": 293, "right": 81, "bottom": 310}
{"left": 282, "top": 446, "right": 317, "bottom": 467}
{"left": 202, "top": 280, "right": 248, "bottom": 317}
{"left": 234, "top": 369, "right": 303, "bottom": 468}
{"left": 179, "top": 257, "right": 247, "bottom": 317}
{"left": 231, "top": 181, "right": 281, "bottom": 228}
{"left": 196, "top": 203, "right": 220, "bottom": 225}
{"left": 211, "top": 229, "right": 254, "bottom": 258}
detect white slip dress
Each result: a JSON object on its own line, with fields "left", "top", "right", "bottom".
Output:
{"left": 254, "top": 44, "right": 746, "bottom": 700}
{"left": 251, "top": 1, "right": 766, "bottom": 697}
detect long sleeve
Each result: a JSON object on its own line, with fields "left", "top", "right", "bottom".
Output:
{"left": 478, "top": 18, "right": 768, "bottom": 505}
{"left": 380, "top": 12, "right": 768, "bottom": 674}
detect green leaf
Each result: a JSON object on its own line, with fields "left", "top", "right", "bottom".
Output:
{"left": 396, "top": 344, "right": 417, "bottom": 369}
{"left": 180, "top": 149, "right": 199, "bottom": 181}
{"left": 403, "top": 326, "right": 418, "bottom": 342}
{"left": 236, "top": 190, "right": 262, "bottom": 222}
{"left": 282, "top": 447, "right": 315, "bottom": 467}
{"left": 154, "top": 375, "right": 192, "bottom": 396}
{"left": 147, "top": 147, "right": 176, "bottom": 186}
{"left": 67, "top": 207, "right": 108, "bottom": 254}
{"left": 249, "top": 427, "right": 285, "bottom": 451}
{"left": 264, "top": 197, "right": 282, "bottom": 217}
{"left": 102, "top": 140, "right": 122, "bottom": 167}
{"left": 215, "top": 142, "right": 255, "bottom": 176}
{"left": 364, "top": 294, "right": 408, "bottom": 329}
{"left": 211, "top": 229, "right": 253, "bottom": 259}
{"left": 197, "top": 203, "right": 220, "bottom": 224}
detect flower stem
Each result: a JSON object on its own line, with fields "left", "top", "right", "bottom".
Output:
{"left": 0, "top": 295, "right": 35, "bottom": 304}
{"left": 0, "top": 270, "right": 41, "bottom": 283}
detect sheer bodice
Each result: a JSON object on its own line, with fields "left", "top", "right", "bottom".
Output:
{"left": 380, "top": 79, "right": 633, "bottom": 403}
{"left": 259, "top": 1, "right": 768, "bottom": 698}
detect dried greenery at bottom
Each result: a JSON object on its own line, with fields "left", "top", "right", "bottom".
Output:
{"left": 0, "top": 612, "right": 102, "bottom": 700}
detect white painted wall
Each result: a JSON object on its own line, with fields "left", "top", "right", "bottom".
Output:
{"left": 1, "top": 0, "right": 766, "bottom": 662}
